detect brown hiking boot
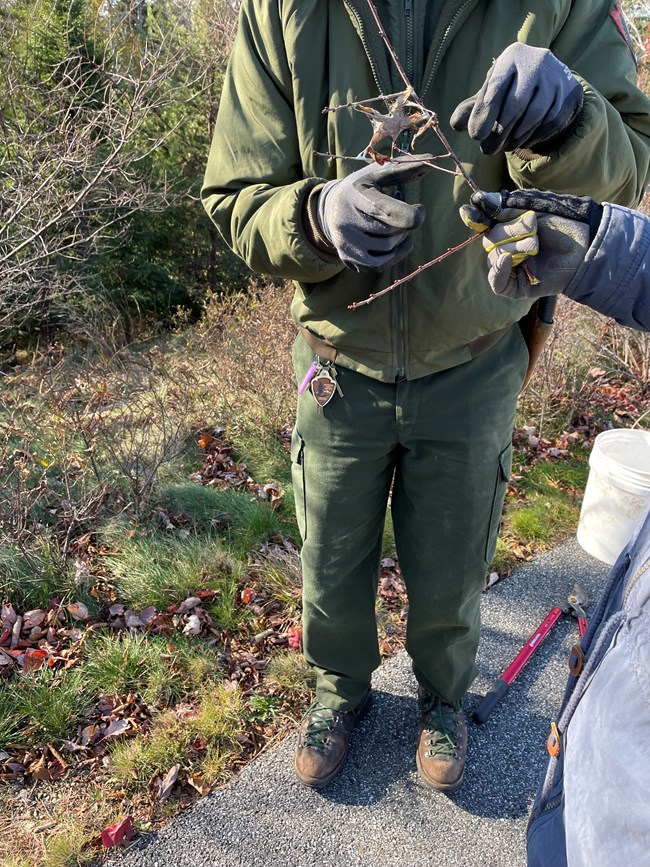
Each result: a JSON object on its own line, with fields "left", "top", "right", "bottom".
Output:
{"left": 416, "top": 690, "right": 468, "bottom": 792}
{"left": 294, "top": 691, "right": 370, "bottom": 788}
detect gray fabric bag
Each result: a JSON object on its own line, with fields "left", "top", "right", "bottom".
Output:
{"left": 527, "top": 505, "right": 650, "bottom": 867}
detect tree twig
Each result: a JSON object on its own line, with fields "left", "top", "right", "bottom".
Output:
{"left": 348, "top": 230, "right": 487, "bottom": 309}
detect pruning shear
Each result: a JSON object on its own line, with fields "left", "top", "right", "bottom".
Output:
{"left": 464, "top": 189, "right": 558, "bottom": 326}
{"left": 473, "top": 583, "right": 589, "bottom": 724}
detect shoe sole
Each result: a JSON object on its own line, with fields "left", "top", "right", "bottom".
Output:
{"left": 415, "top": 750, "right": 464, "bottom": 792}
{"left": 294, "top": 690, "right": 372, "bottom": 789}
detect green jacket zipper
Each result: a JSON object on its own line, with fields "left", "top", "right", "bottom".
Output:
{"left": 393, "top": 0, "right": 415, "bottom": 381}
{"left": 343, "top": 1, "right": 389, "bottom": 97}
{"left": 423, "top": 0, "right": 478, "bottom": 99}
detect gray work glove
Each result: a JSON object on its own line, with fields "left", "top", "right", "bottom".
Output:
{"left": 459, "top": 188, "right": 603, "bottom": 299}
{"left": 450, "top": 44, "right": 584, "bottom": 156}
{"left": 314, "top": 155, "right": 433, "bottom": 272}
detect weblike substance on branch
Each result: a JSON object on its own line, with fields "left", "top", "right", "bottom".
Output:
{"left": 316, "top": 0, "right": 485, "bottom": 308}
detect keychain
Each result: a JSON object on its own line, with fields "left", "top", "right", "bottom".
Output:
{"left": 298, "top": 357, "right": 344, "bottom": 411}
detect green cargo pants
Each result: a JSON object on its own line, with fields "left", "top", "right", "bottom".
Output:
{"left": 291, "top": 325, "right": 529, "bottom": 712}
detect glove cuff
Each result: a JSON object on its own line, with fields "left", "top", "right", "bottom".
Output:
{"left": 499, "top": 189, "right": 603, "bottom": 242}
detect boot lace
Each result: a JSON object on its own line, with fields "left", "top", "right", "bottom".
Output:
{"left": 302, "top": 701, "right": 338, "bottom": 751}
{"left": 421, "top": 696, "right": 459, "bottom": 757}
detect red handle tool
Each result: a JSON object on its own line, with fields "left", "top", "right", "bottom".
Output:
{"left": 577, "top": 616, "right": 588, "bottom": 639}
{"left": 473, "top": 606, "right": 565, "bottom": 724}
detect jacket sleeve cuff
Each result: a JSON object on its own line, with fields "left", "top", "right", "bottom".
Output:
{"left": 298, "top": 184, "right": 341, "bottom": 264}
{"left": 563, "top": 203, "right": 650, "bottom": 329}
{"left": 511, "top": 99, "right": 584, "bottom": 161}
{"left": 506, "top": 76, "right": 596, "bottom": 173}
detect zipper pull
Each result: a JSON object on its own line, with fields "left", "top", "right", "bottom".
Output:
{"left": 404, "top": 0, "right": 412, "bottom": 15}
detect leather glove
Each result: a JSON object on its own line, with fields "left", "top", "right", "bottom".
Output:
{"left": 312, "top": 156, "right": 433, "bottom": 272}
{"left": 450, "top": 44, "right": 584, "bottom": 156}
{"left": 459, "top": 188, "right": 603, "bottom": 299}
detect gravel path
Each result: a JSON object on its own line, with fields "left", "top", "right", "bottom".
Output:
{"left": 110, "top": 539, "right": 609, "bottom": 867}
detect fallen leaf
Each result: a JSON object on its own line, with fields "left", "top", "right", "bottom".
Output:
{"left": 157, "top": 763, "right": 180, "bottom": 802}
{"left": 23, "top": 609, "right": 46, "bottom": 629}
{"left": 66, "top": 601, "right": 89, "bottom": 621}
{"left": 198, "top": 432, "right": 216, "bottom": 449}
{"left": 101, "top": 816, "right": 134, "bottom": 848}
{"left": 262, "top": 483, "right": 283, "bottom": 509}
{"left": 80, "top": 724, "right": 98, "bottom": 746}
{"left": 287, "top": 626, "right": 302, "bottom": 650}
{"left": 139, "top": 606, "right": 157, "bottom": 625}
{"left": 125, "top": 613, "right": 144, "bottom": 629}
{"left": 28, "top": 754, "right": 64, "bottom": 782}
{"left": 177, "top": 596, "right": 202, "bottom": 614}
{"left": 101, "top": 719, "right": 129, "bottom": 740}
{"left": 10, "top": 616, "right": 22, "bottom": 648}
{"left": 22, "top": 648, "right": 48, "bottom": 673}
{"left": 0, "top": 649, "right": 14, "bottom": 666}
{"left": 182, "top": 615, "right": 201, "bottom": 636}
{"left": 187, "top": 772, "right": 211, "bottom": 796}
{"left": 1, "top": 604, "right": 17, "bottom": 627}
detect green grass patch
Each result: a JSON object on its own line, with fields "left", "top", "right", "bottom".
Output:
{"left": 382, "top": 509, "right": 396, "bottom": 557}
{"left": 489, "top": 537, "right": 514, "bottom": 575}
{"left": 109, "top": 682, "right": 245, "bottom": 788}
{"left": 505, "top": 452, "right": 587, "bottom": 548}
{"left": 265, "top": 650, "right": 315, "bottom": 700}
{"left": 508, "top": 498, "right": 578, "bottom": 546}
{"left": 492, "top": 452, "right": 589, "bottom": 573}
{"left": 0, "top": 537, "right": 94, "bottom": 612}
{"left": 42, "top": 824, "right": 96, "bottom": 867}
{"left": 515, "top": 454, "right": 588, "bottom": 498}
{"left": 158, "top": 482, "right": 280, "bottom": 557}
{"left": 83, "top": 633, "right": 221, "bottom": 707}
{"left": 7, "top": 669, "right": 87, "bottom": 749}
{"left": 99, "top": 520, "right": 241, "bottom": 614}
{"left": 0, "top": 682, "right": 22, "bottom": 749}
{"left": 249, "top": 543, "right": 302, "bottom": 613}
{"left": 229, "top": 433, "right": 301, "bottom": 539}
{"left": 232, "top": 429, "right": 293, "bottom": 491}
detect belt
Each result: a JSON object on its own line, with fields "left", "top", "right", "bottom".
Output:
{"left": 299, "top": 325, "right": 511, "bottom": 367}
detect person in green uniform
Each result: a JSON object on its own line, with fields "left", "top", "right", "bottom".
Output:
{"left": 202, "top": 0, "right": 650, "bottom": 791}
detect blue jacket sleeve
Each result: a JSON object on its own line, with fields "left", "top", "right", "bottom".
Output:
{"left": 563, "top": 204, "right": 650, "bottom": 331}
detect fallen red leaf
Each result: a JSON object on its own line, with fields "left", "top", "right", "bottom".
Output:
{"left": 287, "top": 626, "right": 302, "bottom": 650}
{"left": 198, "top": 432, "right": 216, "bottom": 449}
{"left": 101, "top": 816, "right": 134, "bottom": 848}
{"left": 22, "top": 648, "right": 48, "bottom": 673}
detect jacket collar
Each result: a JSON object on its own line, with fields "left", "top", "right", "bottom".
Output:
{"left": 342, "top": 0, "right": 481, "bottom": 101}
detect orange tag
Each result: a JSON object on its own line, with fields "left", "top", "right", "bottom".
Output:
{"left": 547, "top": 721, "right": 561, "bottom": 758}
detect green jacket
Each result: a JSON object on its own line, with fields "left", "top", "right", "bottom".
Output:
{"left": 202, "top": 0, "right": 650, "bottom": 381}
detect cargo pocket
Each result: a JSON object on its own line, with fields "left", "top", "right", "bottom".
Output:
{"left": 290, "top": 428, "right": 307, "bottom": 542}
{"left": 485, "top": 441, "right": 513, "bottom": 565}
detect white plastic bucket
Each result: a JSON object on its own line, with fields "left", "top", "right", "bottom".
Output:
{"left": 577, "top": 428, "right": 650, "bottom": 565}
